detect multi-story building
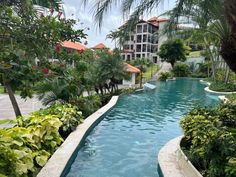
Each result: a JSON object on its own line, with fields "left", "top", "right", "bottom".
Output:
{"left": 121, "top": 17, "right": 169, "bottom": 64}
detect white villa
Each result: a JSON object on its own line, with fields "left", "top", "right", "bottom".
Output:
{"left": 121, "top": 17, "right": 169, "bottom": 64}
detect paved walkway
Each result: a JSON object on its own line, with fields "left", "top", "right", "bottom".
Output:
{"left": 152, "top": 62, "right": 172, "bottom": 80}
{"left": 0, "top": 94, "right": 44, "bottom": 128}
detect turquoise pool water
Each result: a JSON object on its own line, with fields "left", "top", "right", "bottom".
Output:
{"left": 65, "top": 78, "right": 218, "bottom": 177}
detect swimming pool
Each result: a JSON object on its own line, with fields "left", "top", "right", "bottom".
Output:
{"left": 65, "top": 78, "right": 218, "bottom": 177}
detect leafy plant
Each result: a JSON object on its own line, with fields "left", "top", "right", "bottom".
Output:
{"left": 180, "top": 103, "right": 236, "bottom": 177}
{"left": 158, "top": 39, "right": 190, "bottom": 67}
{"left": 209, "top": 82, "right": 236, "bottom": 92}
{"left": 172, "top": 63, "right": 191, "bottom": 77}
{"left": 0, "top": 103, "right": 83, "bottom": 176}
{"left": 159, "top": 72, "right": 171, "bottom": 81}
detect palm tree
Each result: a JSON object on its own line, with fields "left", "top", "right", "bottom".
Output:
{"left": 85, "top": 0, "right": 236, "bottom": 73}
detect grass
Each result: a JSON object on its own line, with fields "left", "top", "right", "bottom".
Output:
{"left": 143, "top": 65, "right": 160, "bottom": 81}
{"left": 187, "top": 50, "right": 203, "bottom": 58}
{"left": 0, "top": 85, "right": 21, "bottom": 95}
{"left": 0, "top": 119, "right": 15, "bottom": 125}
{"left": 0, "top": 86, "right": 4, "bottom": 94}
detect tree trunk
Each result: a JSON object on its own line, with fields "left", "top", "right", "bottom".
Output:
{"left": 223, "top": 0, "right": 236, "bottom": 73}
{"left": 4, "top": 82, "right": 22, "bottom": 117}
{"left": 224, "top": 65, "right": 230, "bottom": 83}
{"left": 139, "top": 72, "right": 143, "bottom": 88}
{"left": 220, "top": 38, "right": 236, "bottom": 74}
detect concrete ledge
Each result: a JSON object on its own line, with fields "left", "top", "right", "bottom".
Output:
{"left": 218, "top": 95, "right": 229, "bottom": 103}
{"left": 37, "top": 96, "right": 119, "bottom": 177}
{"left": 158, "top": 136, "right": 202, "bottom": 177}
{"left": 199, "top": 79, "right": 211, "bottom": 86}
{"left": 204, "top": 87, "right": 236, "bottom": 95}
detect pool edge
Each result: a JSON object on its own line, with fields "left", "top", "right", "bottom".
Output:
{"left": 158, "top": 136, "right": 203, "bottom": 177}
{"left": 37, "top": 96, "right": 119, "bottom": 177}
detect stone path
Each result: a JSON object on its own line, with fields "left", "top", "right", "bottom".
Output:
{"left": 0, "top": 94, "right": 44, "bottom": 128}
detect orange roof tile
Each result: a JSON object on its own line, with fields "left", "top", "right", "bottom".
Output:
{"left": 61, "top": 41, "right": 87, "bottom": 51}
{"left": 92, "top": 43, "right": 107, "bottom": 49}
{"left": 148, "top": 17, "right": 169, "bottom": 22}
{"left": 147, "top": 17, "right": 169, "bottom": 26}
{"left": 124, "top": 63, "right": 141, "bottom": 73}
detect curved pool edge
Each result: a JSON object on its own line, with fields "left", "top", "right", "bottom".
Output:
{"left": 37, "top": 96, "right": 119, "bottom": 177}
{"left": 158, "top": 136, "right": 203, "bottom": 177}
{"left": 204, "top": 87, "right": 236, "bottom": 95}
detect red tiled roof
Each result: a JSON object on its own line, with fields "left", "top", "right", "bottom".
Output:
{"left": 125, "top": 63, "right": 141, "bottom": 73}
{"left": 92, "top": 43, "right": 107, "bottom": 49}
{"left": 148, "top": 17, "right": 169, "bottom": 22}
{"left": 61, "top": 41, "right": 87, "bottom": 51}
{"left": 147, "top": 17, "right": 169, "bottom": 27}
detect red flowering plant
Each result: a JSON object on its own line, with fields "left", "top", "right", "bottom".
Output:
{"left": 0, "top": 1, "right": 87, "bottom": 117}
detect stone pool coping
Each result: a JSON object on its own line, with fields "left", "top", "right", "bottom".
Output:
{"left": 218, "top": 95, "right": 229, "bottom": 103}
{"left": 204, "top": 86, "right": 236, "bottom": 95}
{"left": 199, "top": 79, "right": 211, "bottom": 86}
{"left": 37, "top": 96, "right": 119, "bottom": 177}
{"left": 158, "top": 136, "right": 203, "bottom": 177}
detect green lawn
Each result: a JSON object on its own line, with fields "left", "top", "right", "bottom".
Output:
{"left": 187, "top": 50, "right": 203, "bottom": 58}
{"left": 143, "top": 65, "right": 160, "bottom": 81}
{"left": 0, "top": 85, "right": 4, "bottom": 94}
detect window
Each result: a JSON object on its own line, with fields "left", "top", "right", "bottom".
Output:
{"left": 136, "top": 54, "right": 141, "bottom": 59}
{"left": 148, "top": 35, "right": 151, "bottom": 43}
{"left": 153, "top": 56, "right": 158, "bottom": 63}
{"left": 143, "top": 24, "right": 147, "bottom": 32}
{"left": 148, "top": 25, "right": 152, "bottom": 33}
{"left": 137, "top": 25, "right": 142, "bottom": 33}
{"left": 130, "top": 35, "right": 134, "bottom": 41}
{"left": 136, "top": 44, "right": 141, "bottom": 52}
{"left": 123, "top": 45, "right": 129, "bottom": 50}
{"left": 137, "top": 35, "right": 142, "bottom": 43}
{"left": 130, "top": 45, "right": 133, "bottom": 50}
{"left": 143, "top": 34, "right": 147, "bottom": 42}
{"left": 132, "top": 53, "right": 135, "bottom": 59}
{"left": 127, "top": 55, "right": 131, "bottom": 61}
{"left": 142, "top": 44, "right": 146, "bottom": 52}
{"left": 147, "top": 44, "right": 151, "bottom": 52}
{"left": 142, "top": 54, "right": 146, "bottom": 58}
{"left": 122, "top": 55, "right": 125, "bottom": 60}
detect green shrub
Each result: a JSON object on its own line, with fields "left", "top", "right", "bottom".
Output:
{"left": 209, "top": 82, "right": 236, "bottom": 92}
{"left": 0, "top": 117, "right": 62, "bottom": 176}
{"left": 180, "top": 104, "right": 236, "bottom": 177}
{"left": 159, "top": 72, "right": 171, "bottom": 81}
{"left": 70, "top": 95, "right": 102, "bottom": 118}
{"left": 226, "top": 94, "right": 236, "bottom": 103}
{"left": 0, "top": 103, "right": 82, "bottom": 176}
{"left": 17, "top": 103, "right": 83, "bottom": 139}
{"left": 172, "top": 63, "right": 191, "bottom": 77}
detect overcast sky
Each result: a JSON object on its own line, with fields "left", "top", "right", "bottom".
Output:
{"left": 62, "top": 0, "right": 176, "bottom": 49}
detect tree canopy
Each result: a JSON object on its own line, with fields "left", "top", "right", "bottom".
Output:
{"left": 0, "top": 0, "right": 86, "bottom": 117}
{"left": 158, "top": 39, "right": 190, "bottom": 67}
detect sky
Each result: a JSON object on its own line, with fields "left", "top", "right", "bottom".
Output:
{"left": 62, "top": 0, "right": 176, "bottom": 49}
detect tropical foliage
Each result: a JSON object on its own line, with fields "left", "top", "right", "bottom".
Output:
{"left": 0, "top": 103, "right": 82, "bottom": 177}
{"left": 159, "top": 72, "right": 171, "bottom": 81}
{"left": 180, "top": 103, "right": 236, "bottom": 177}
{"left": 158, "top": 39, "right": 190, "bottom": 67}
{"left": 172, "top": 63, "right": 191, "bottom": 77}
{"left": 209, "top": 82, "right": 236, "bottom": 92}
{"left": 0, "top": 0, "right": 86, "bottom": 117}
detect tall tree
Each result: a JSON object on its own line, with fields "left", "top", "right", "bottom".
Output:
{"left": 0, "top": 0, "right": 86, "bottom": 117}
{"left": 158, "top": 39, "right": 189, "bottom": 67}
